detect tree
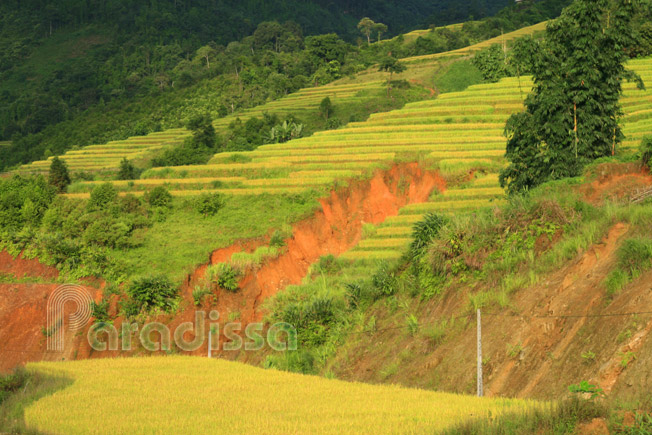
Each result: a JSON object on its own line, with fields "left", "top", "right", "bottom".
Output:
{"left": 373, "top": 23, "right": 388, "bottom": 43}
{"left": 319, "top": 97, "right": 333, "bottom": 121}
{"left": 378, "top": 55, "right": 406, "bottom": 97}
{"left": 117, "top": 158, "right": 138, "bottom": 180}
{"left": 500, "top": 0, "right": 644, "bottom": 193}
{"left": 194, "top": 45, "right": 217, "bottom": 69}
{"left": 88, "top": 183, "right": 118, "bottom": 211}
{"left": 358, "top": 17, "right": 375, "bottom": 45}
{"left": 187, "top": 114, "right": 216, "bottom": 149}
{"left": 48, "top": 156, "right": 70, "bottom": 193}
{"left": 472, "top": 44, "right": 509, "bottom": 83}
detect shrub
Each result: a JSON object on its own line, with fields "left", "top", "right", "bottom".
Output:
{"left": 123, "top": 275, "right": 179, "bottom": 317}
{"left": 0, "top": 367, "right": 29, "bottom": 405}
{"left": 117, "top": 158, "right": 139, "bottom": 180}
{"left": 344, "top": 282, "right": 362, "bottom": 308}
{"left": 0, "top": 175, "right": 55, "bottom": 231}
{"left": 192, "top": 286, "right": 213, "bottom": 306}
{"left": 146, "top": 186, "right": 173, "bottom": 208}
{"left": 471, "top": 44, "right": 509, "bottom": 82}
{"left": 372, "top": 262, "right": 398, "bottom": 297}
{"left": 208, "top": 263, "right": 240, "bottom": 292}
{"left": 91, "top": 298, "right": 110, "bottom": 322}
{"left": 88, "top": 183, "right": 118, "bottom": 210}
{"left": 195, "top": 192, "right": 224, "bottom": 216}
{"left": 409, "top": 213, "right": 448, "bottom": 259}
{"left": 269, "top": 230, "right": 287, "bottom": 248}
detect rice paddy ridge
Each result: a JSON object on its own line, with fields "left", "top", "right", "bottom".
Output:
{"left": 339, "top": 174, "right": 505, "bottom": 262}
{"left": 12, "top": 79, "right": 385, "bottom": 178}
{"left": 61, "top": 57, "right": 652, "bottom": 200}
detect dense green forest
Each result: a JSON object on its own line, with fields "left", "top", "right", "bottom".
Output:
{"left": 0, "top": 0, "right": 572, "bottom": 171}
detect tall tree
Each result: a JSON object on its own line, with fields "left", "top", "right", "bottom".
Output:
{"left": 500, "top": 0, "right": 644, "bottom": 193}
{"left": 358, "top": 17, "right": 375, "bottom": 45}
{"left": 48, "top": 156, "right": 70, "bottom": 193}
{"left": 373, "top": 22, "right": 388, "bottom": 42}
{"left": 378, "top": 55, "right": 406, "bottom": 97}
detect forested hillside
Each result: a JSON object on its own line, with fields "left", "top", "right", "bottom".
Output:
{"left": 0, "top": 0, "right": 574, "bottom": 172}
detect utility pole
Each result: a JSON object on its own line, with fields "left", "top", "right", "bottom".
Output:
{"left": 477, "top": 309, "right": 483, "bottom": 397}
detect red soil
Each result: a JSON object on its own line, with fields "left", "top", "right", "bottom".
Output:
{"left": 580, "top": 163, "right": 652, "bottom": 205}
{"left": 0, "top": 283, "right": 101, "bottom": 372}
{"left": 170, "top": 162, "right": 445, "bottom": 356}
{"left": 0, "top": 251, "right": 59, "bottom": 281}
{"left": 0, "top": 162, "right": 445, "bottom": 369}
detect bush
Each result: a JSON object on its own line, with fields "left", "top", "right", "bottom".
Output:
{"left": 117, "top": 158, "right": 139, "bottom": 180}
{"left": 146, "top": 186, "right": 173, "bottom": 208}
{"left": 372, "top": 262, "right": 398, "bottom": 297}
{"left": 0, "top": 175, "right": 55, "bottom": 231}
{"left": 409, "top": 213, "right": 448, "bottom": 259}
{"left": 88, "top": 183, "right": 118, "bottom": 210}
{"left": 123, "top": 275, "right": 179, "bottom": 317}
{"left": 0, "top": 367, "right": 29, "bottom": 405}
{"left": 208, "top": 263, "right": 240, "bottom": 292}
{"left": 471, "top": 44, "right": 509, "bottom": 82}
{"left": 195, "top": 192, "right": 224, "bottom": 216}
{"left": 91, "top": 298, "right": 110, "bottom": 322}
{"left": 192, "top": 286, "right": 213, "bottom": 306}
{"left": 269, "top": 229, "right": 287, "bottom": 248}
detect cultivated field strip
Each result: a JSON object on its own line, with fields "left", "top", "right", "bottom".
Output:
{"left": 339, "top": 174, "right": 506, "bottom": 262}
{"left": 58, "top": 57, "right": 652, "bottom": 199}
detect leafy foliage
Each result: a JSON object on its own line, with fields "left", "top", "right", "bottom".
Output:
{"left": 0, "top": 175, "right": 55, "bottom": 232}
{"left": 409, "top": 213, "right": 449, "bottom": 259}
{"left": 123, "top": 275, "right": 179, "bottom": 317}
{"left": 88, "top": 183, "right": 118, "bottom": 211}
{"left": 472, "top": 44, "right": 509, "bottom": 83}
{"left": 194, "top": 193, "right": 224, "bottom": 216}
{"left": 145, "top": 186, "right": 173, "bottom": 208}
{"left": 209, "top": 263, "right": 241, "bottom": 292}
{"left": 117, "top": 158, "right": 139, "bottom": 181}
{"left": 48, "top": 157, "right": 70, "bottom": 193}
{"left": 500, "top": 0, "right": 644, "bottom": 193}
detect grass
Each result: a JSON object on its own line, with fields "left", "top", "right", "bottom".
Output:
{"left": 110, "top": 192, "right": 320, "bottom": 281}
{"left": 21, "top": 356, "right": 542, "bottom": 434}
{"left": 433, "top": 59, "right": 484, "bottom": 94}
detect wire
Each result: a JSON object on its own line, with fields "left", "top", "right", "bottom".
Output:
{"left": 2, "top": 310, "right": 651, "bottom": 353}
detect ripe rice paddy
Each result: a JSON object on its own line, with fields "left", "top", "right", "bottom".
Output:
{"left": 23, "top": 356, "right": 542, "bottom": 434}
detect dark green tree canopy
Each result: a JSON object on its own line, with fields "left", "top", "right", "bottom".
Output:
{"left": 500, "top": 0, "right": 645, "bottom": 193}
{"left": 48, "top": 156, "right": 70, "bottom": 193}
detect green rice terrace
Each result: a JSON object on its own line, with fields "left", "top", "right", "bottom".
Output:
{"left": 4, "top": 1, "right": 652, "bottom": 431}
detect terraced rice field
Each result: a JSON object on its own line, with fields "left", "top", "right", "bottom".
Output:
{"left": 340, "top": 174, "right": 506, "bottom": 262}
{"left": 210, "top": 80, "right": 385, "bottom": 133}
{"left": 61, "top": 57, "right": 652, "bottom": 204}
{"left": 15, "top": 129, "right": 191, "bottom": 176}
{"left": 13, "top": 80, "right": 384, "bottom": 177}
{"left": 404, "top": 21, "right": 549, "bottom": 63}
{"left": 23, "top": 356, "right": 541, "bottom": 434}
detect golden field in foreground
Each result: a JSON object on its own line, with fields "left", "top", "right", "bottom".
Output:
{"left": 24, "top": 356, "right": 542, "bottom": 434}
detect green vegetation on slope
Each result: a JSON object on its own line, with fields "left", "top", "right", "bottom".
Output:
{"left": 0, "top": 0, "right": 576, "bottom": 171}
